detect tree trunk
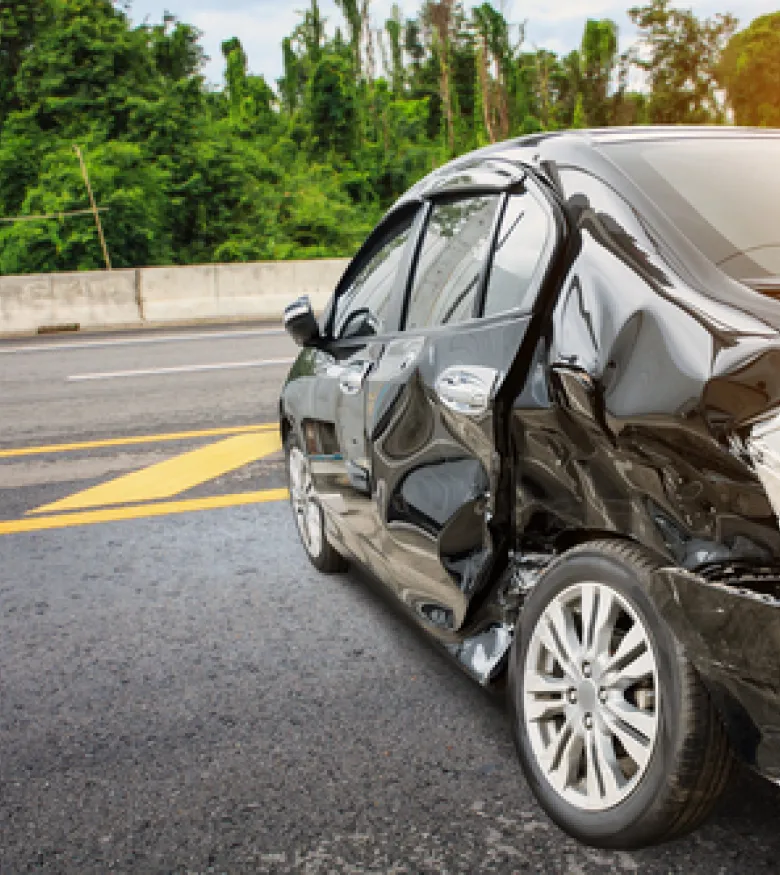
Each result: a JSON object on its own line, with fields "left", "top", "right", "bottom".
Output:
{"left": 478, "top": 38, "right": 495, "bottom": 143}
{"left": 430, "top": 1, "right": 455, "bottom": 154}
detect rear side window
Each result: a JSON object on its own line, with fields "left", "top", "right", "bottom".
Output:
{"left": 483, "top": 191, "right": 552, "bottom": 317}
{"left": 405, "top": 195, "right": 500, "bottom": 330}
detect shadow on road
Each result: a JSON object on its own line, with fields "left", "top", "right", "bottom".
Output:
{"left": 711, "top": 762, "right": 780, "bottom": 836}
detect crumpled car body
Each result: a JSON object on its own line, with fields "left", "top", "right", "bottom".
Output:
{"left": 279, "top": 127, "right": 780, "bottom": 841}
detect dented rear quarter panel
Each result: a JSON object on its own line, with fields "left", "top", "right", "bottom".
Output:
{"left": 509, "top": 142, "right": 780, "bottom": 776}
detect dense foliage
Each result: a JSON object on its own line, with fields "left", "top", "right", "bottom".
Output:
{"left": 0, "top": 0, "right": 772, "bottom": 274}
{"left": 718, "top": 12, "right": 780, "bottom": 127}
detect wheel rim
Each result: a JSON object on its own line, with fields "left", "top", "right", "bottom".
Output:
{"left": 288, "top": 447, "right": 323, "bottom": 557}
{"left": 523, "top": 581, "right": 659, "bottom": 812}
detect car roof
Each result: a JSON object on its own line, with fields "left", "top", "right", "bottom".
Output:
{"left": 514, "top": 124, "right": 780, "bottom": 146}
{"left": 395, "top": 126, "right": 780, "bottom": 207}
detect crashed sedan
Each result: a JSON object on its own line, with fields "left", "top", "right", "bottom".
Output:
{"left": 279, "top": 127, "right": 780, "bottom": 849}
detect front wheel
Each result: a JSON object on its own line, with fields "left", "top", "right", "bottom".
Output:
{"left": 508, "top": 540, "right": 732, "bottom": 850}
{"left": 285, "top": 434, "right": 347, "bottom": 573}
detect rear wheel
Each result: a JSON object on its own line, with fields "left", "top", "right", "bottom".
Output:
{"left": 508, "top": 540, "right": 732, "bottom": 849}
{"left": 285, "top": 434, "right": 347, "bottom": 573}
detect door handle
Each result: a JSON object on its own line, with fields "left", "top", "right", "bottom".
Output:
{"left": 339, "top": 361, "right": 371, "bottom": 395}
{"left": 434, "top": 366, "right": 498, "bottom": 416}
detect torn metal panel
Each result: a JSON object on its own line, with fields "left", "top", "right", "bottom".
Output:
{"left": 446, "top": 623, "right": 514, "bottom": 686}
{"left": 648, "top": 567, "right": 780, "bottom": 778}
{"left": 510, "top": 159, "right": 780, "bottom": 570}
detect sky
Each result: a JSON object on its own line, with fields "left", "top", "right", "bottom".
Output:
{"left": 124, "top": 1, "right": 779, "bottom": 88}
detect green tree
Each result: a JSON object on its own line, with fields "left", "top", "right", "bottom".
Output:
{"left": 0, "top": 142, "right": 172, "bottom": 274}
{"left": 147, "top": 14, "right": 204, "bottom": 82}
{"left": 473, "top": 3, "right": 513, "bottom": 142}
{"left": 12, "top": 0, "right": 157, "bottom": 140}
{"left": 425, "top": 1, "right": 457, "bottom": 154}
{"left": 222, "top": 37, "right": 248, "bottom": 123}
{"left": 0, "top": 0, "right": 55, "bottom": 125}
{"left": 552, "top": 50, "right": 582, "bottom": 129}
{"left": 580, "top": 19, "right": 618, "bottom": 127}
{"left": 719, "top": 13, "right": 780, "bottom": 127}
{"left": 0, "top": 0, "right": 762, "bottom": 277}
{"left": 278, "top": 37, "right": 301, "bottom": 113}
{"left": 335, "top": 0, "right": 363, "bottom": 76}
{"left": 306, "top": 52, "right": 359, "bottom": 158}
{"left": 385, "top": 6, "right": 404, "bottom": 95}
{"left": 629, "top": 0, "right": 737, "bottom": 123}
{"left": 572, "top": 93, "right": 587, "bottom": 128}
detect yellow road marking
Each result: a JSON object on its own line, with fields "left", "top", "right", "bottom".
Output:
{"left": 0, "top": 489, "right": 289, "bottom": 536}
{"left": 30, "top": 432, "right": 283, "bottom": 515}
{"left": 0, "top": 423, "right": 276, "bottom": 459}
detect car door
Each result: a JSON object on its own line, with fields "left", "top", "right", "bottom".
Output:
{"left": 363, "top": 175, "right": 559, "bottom": 633}
{"left": 301, "top": 206, "right": 423, "bottom": 564}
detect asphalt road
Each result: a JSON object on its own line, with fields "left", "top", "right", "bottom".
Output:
{"left": 2, "top": 324, "right": 780, "bottom": 874}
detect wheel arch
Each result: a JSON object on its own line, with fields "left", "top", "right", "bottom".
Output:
{"left": 551, "top": 529, "right": 669, "bottom": 567}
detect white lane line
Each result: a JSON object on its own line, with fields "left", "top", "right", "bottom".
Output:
{"left": 68, "top": 358, "right": 296, "bottom": 381}
{"left": 0, "top": 327, "right": 286, "bottom": 354}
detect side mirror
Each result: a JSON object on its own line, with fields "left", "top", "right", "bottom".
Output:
{"left": 283, "top": 296, "right": 321, "bottom": 348}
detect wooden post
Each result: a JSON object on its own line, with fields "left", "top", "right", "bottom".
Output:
{"left": 73, "top": 144, "right": 112, "bottom": 271}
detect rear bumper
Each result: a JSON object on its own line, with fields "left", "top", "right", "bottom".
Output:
{"left": 649, "top": 568, "right": 780, "bottom": 779}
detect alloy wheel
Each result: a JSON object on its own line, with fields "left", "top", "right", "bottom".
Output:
{"left": 523, "top": 581, "right": 659, "bottom": 811}
{"left": 288, "top": 446, "right": 323, "bottom": 558}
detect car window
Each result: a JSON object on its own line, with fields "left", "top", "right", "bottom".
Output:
{"left": 483, "top": 192, "right": 552, "bottom": 317}
{"left": 334, "top": 215, "right": 415, "bottom": 338}
{"left": 405, "top": 195, "right": 500, "bottom": 330}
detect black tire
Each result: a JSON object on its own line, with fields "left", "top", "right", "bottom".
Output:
{"left": 284, "top": 432, "right": 347, "bottom": 574}
{"left": 508, "top": 539, "right": 732, "bottom": 850}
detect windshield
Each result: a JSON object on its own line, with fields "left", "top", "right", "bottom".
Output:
{"left": 603, "top": 137, "right": 780, "bottom": 283}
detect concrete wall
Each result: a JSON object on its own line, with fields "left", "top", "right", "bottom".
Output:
{"left": 0, "top": 270, "right": 141, "bottom": 334}
{"left": 0, "top": 259, "right": 350, "bottom": 335}
{"left": 140, "top": 259, "right": 347, "bottom": 324}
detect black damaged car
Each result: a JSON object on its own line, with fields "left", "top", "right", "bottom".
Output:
{"left": 279, "top": 127, "right": 780, "bottom": 849}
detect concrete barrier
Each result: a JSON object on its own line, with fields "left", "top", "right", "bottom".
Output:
{"left": 140, "top": 265, "right": 217, "bottom": 323}
{"left": 0, "top": 269, "right": 141, "bottom": 334}
{"left": 214, "top": 259, "right": 347, "bottom": 320}
{"left": 0, "top": 258, "right": 350, "bottom": 335}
